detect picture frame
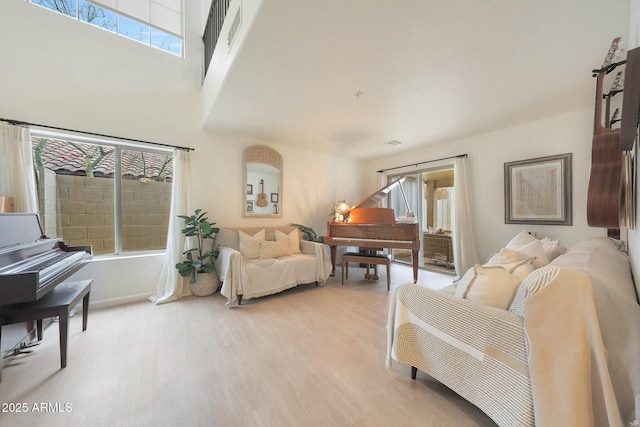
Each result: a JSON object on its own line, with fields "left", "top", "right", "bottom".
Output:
{"left": 504, "top": 153, "right": 572, "bottom": 225}
{"left": 246, "top": 184, "right": 253, "bottom": 195}
{"left": 271, "top": 193, "right": 279, "bottom": 203}
{"left": 246, "top": 201, "right": 254, "bottom": 213}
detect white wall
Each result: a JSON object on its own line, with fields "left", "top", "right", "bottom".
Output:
{"left": 0, "top": 1, "right": 361, "bottom": 306}
{"left": 365, "top": 108, "right": 606, "bottom": 262}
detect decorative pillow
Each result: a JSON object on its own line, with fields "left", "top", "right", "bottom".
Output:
{"left": 514, "top": 240, "right": 549, "bottom": 269}
{"left": 505, "top": 230, "right": 539, "bottom": 249}
{"left": 258, "top": 239, "right": 292, "bottom": 259}
{"left": 456, "top": 264, "right": 521, "bottom": 309}
{"left": 486, "top": 247, "right": 528, "bottom": 265}
{"left": 509, "top": 266, "right": 561, "bottom": 317}
{"left": 239, "top": 229, "right": 265, "bottom": 259}
{"left": 511, "top": 260, "right": 535, "bottom": 282}
{"left": 454, "top": 266, "right": 477, "bottom": 298}
{"left": 504, "top": 231, "right": 550, "bottom": 269}
{"left": 275, "top": 229, "right": 301, "bottom": 254}
{"left": 540, "top": 237, "right": 566, "bottom": 261}
{"left": 484, "top": 248, "right": 535, "bottom": 280}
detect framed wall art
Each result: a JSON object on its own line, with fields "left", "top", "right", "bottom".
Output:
{"left": 504, "top": 153, "right": 572, "bottom": 225}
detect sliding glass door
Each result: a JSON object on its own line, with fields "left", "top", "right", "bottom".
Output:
{"left": 387, "top": 167, "right": 456, "bottom": 272}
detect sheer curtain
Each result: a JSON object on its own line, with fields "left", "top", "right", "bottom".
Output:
{"left": 150, "top": 149, "right": 192, "bottom": 304}
{"left": 0, "top": 122, "right": 38, "bottom": 213}
{"left": 451, "top": 156, "right": 480, "bottom": 277}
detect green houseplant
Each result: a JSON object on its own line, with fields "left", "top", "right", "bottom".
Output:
{"left": 175, "top": 209, "right": 220, "bottom": 294}
{"left": 289, "top": 223, "right": 324, "bottom": 243}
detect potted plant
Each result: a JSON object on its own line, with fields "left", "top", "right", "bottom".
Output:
{"left": 175, "top": 209, "right": 220, "bottom": 296}
{"left": 289, "top": 223, "right": 324, "bottom": 243}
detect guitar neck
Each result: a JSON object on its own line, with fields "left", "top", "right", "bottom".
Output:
{"left": 594, "top": 37, "right": 623, "bottom": 135}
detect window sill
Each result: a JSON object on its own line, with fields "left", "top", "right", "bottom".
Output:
{"left": 91, "top": 250, "right": 165, "bottom": 262}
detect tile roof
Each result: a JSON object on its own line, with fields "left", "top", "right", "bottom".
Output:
{"left": 32, "top": 137, "right": 173, "bottom": 180}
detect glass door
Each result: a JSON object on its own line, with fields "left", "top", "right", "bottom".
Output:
{"left": 387, "top": 167, "right": 456, "bottom": 272}
{"left": 387, "top": 174, "right": 420, "bottom": 265}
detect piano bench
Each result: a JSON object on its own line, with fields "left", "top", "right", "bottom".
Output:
{"left": 0, "top": 280, "right": 92, "bottom": 382}
{"left": 341, "top": 252, "right": 391, "bottom": 290}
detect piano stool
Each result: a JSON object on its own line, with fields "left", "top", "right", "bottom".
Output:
{"left": 0, "top": 279, "right": 92, "bottom": 381}
{"left": 341, "top": 252, "right": 391, "bottom": 290}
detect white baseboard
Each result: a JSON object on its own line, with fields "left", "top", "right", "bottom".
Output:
{"left": 89, "top": 293, "right": 154, "bottom": 309}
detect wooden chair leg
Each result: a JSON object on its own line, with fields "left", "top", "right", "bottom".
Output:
{"left": 386, "top": 262, "right": 391, "bottom": 291}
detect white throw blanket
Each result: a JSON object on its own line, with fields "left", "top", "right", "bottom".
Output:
{"left": 217, "top": 240, "right": 333, "bottom": 305}
{"left": 524, "top": 268, "right": 623, "bottom": 426}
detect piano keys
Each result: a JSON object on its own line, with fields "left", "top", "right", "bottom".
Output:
{"left": 325, "top": 178, "right": 420, "bottom": 284}
{"left": 0, "top": 213, "right": 92, "bottom": 305}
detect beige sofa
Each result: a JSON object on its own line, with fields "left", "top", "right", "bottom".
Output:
{"left": 214, "top": 226, "right": 333, "bottom": 305}
{"left": 387, "top": 235, "right": 640, "bottom": 426}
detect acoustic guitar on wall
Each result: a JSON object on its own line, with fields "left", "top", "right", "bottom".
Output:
{"left": 586, "top": 37, "right": 624, "bottom": 229}
{"left": 256, "top": 179, "right": 268, "bottom": 207}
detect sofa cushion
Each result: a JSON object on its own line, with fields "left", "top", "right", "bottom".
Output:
{"left": 259, "top": 239, "right": 291, "bottom": 259}
{"left": 215, "top": 228, "right": 240, "bottom": 250}
{"left": 455, "top": 264, "right": 521, "bottom": 309}
{"left": 239, "top": 229, "right": 265, "bottom": 259}
{"left": 276, "top": 229, "right": 301, "bottom": 254}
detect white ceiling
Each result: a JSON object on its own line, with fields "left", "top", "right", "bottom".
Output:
{"left": 202, "top": 0, "right": 630, "bottom": 160}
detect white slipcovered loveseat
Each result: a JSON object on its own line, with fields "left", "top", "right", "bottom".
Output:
{"left": 387, "top": 233, "right": 640, "bottom": 427}
{"left": 214, "top": 226, "right": 333, "bottom": 305}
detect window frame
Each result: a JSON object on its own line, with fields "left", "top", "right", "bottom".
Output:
{"left": 29, "top": 0, "right": 184, "bottom": 57}
{"left": 31, "top": 129, "right": 174, "bottom": 256}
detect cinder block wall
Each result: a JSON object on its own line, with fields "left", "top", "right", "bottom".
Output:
{"left": 55, "top": 175, "right": 171, "bottom": 254}
{"left": 36, "top": 167, "right": 58, "bottom": 238}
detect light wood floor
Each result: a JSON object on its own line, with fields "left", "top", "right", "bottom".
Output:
{"left": 0, "top": 264, "right": 498, "bottom": 427}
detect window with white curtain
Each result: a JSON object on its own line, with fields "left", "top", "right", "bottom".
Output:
{"left": 31, "top": 130, "right": 173, "bottom": 255}
{"left": 29, "top": 0, "right": 183, "bottom": 56}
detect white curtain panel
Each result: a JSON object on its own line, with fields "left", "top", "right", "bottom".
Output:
{"left": 150, "top": 148, "right": 192, "bottom": 304}
{"left": 0, "top": 122, "right": 38, "bottom": 213}
{"left": 451, "top": 156, "right": 480, "bottom": 277}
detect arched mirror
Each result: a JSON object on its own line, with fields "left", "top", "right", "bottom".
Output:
{"left": 243, "top": 145, "right": 283, "bottom": 217}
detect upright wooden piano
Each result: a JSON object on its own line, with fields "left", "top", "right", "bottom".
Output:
{"left": 325, "top": 178, "right": 420, "bottom": 283}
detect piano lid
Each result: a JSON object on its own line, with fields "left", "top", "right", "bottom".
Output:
{"left": 350, "top": 177, "right": 407, "bottom": 211}
{"left": 0, "top": 213, "right": 45, "bottom": 249}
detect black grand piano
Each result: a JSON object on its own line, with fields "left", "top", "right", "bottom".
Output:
{"left": 0, "top": 213, "right": 92, "bottom": 305}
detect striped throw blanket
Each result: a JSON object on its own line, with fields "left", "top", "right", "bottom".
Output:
{"left": 386, "top": 284, "right": 534, "bottom": 427}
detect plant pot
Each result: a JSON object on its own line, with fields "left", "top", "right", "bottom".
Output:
{"left": 189, "top": 271, "right": 219, "bottom": 297}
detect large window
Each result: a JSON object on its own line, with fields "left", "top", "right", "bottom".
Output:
{"left": 30, "top": 0, "right": 183, "bottom": 56}
{"left": 32, "top": 131, "right": 173, "bottom": 255}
